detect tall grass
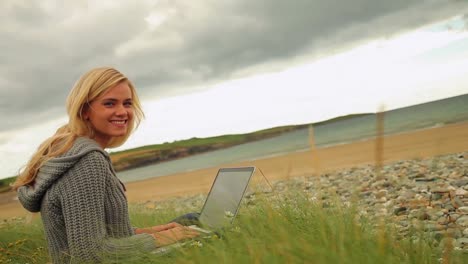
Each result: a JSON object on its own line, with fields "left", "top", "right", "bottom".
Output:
{"left": 1, "top": 190, "right": 464, "bottom": 263}
{"left": 375, "top": 105, "right": 385, "bottom": 180}
{"left": 0, "top": 218, "right": 48, "bottom": 263}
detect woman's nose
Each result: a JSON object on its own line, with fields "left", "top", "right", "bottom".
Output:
{"left": 115, "top": 104, "right": 128, "bottom": 116}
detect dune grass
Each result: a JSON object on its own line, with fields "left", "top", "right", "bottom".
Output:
{"left": 1, "top": 190, "right": 466, "bottom": 264}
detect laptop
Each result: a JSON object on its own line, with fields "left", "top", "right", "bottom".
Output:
{"left": 153, "top": 167, "right": 255, "bottom": 253}
{"left": 189, "top": 166, "right": 256, "bottom": 232}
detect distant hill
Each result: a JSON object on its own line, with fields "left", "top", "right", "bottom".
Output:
{"left": 109, "top": 113, "right": 371, "bottom": 172}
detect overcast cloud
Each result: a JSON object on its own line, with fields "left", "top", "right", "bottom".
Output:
{"left": 1, "top": 0, "right": 467, "bottom": 133}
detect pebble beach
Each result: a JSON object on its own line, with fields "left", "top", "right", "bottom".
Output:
{"left": 288, "top": 151, "right": 468, "bottom": 250}
{"left": 144, "top": 151, "right": 468, "bottom": 251}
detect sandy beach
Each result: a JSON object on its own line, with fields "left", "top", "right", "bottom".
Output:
{"left": 1, "top": 121, "right": 468, "bottom": 220}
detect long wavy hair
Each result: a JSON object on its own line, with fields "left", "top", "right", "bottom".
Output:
{"left": 13, "top": 67, "right": 144, "bottom": 190}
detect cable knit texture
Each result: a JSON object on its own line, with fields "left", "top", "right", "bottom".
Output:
{"left": 17, "top": 137, "right": 156, "bottom": 263}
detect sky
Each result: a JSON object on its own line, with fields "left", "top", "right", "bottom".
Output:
{"left": 1, "top": 0, "right": 468, "bottom": 179}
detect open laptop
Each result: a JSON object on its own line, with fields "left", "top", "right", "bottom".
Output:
{"left": 189, "top": 166, "right": 256, "bottom": 232}
{"left": 153, "top": 167, "right": 255, "bottom": 253}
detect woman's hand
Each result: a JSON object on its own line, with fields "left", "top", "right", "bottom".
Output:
{"left": 134, "top": 222, "right": 183, "bottom": 234}
{"left": 151, "top": 222, "right": 183, "bottom": 232}
{"left": 152, "top": 226, "right": 200, "bottom": 247}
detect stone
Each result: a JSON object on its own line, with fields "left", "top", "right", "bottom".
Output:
{"left": 410, "top": 173, "right": 425, "bottom": 179}
{"left": 394, "top": 207, "right": 407, "bottom": 216}
{"left": 433, "top": 211, "right": 445, "bottom": 217}
{"left": 453, "top": 197, "right": 465, "bottom": 208}
{"left": 383, "top": 200, "right": 394, "bottom": 208}
{"left": 452, "top": 179, "right": 468, "bottom": 188}
{"left": 377, "top": 197, "right": 387, "bottom": 203}
{"left": 449, "top": 171, "right": 463, "bottom": 179}
{"left": 375, "top": 190, "right": 388, "bottom": 199}
{"left": 447, "top": 223, "right": 458, "bottom": 229}
{"left": 455, "top": 188, "right": 468, "bottom": 196}
{"left": 458, "top": 207, "right": 468, "bottom": 214}
{"left": 445, "top": 204, "right": 455, "bottom": 212}
{"left": 450, "top": 214, "right": 460, "bottom": 221}
{"left": 425, "top": 223, "right": 446, "bottom": 232}
{"left": 431, "top": 193, "right": 443, "bottom": 200}
{"left": 432, "top": 187, "right": 451, "bottom": 193}
{"left": 437, "top": 216, "right": 450, "bottom": 225}
{"left": 399, "top": 220, "right": 409, "bottom": 227}
{"left": 416, "top": 177, "right": 438, "bottom": 183}
{"left": 401, "top": 191, "right": 415, "bottom": 199}
{"left": 418, "top": 211, "right": 431, "bottom": 221}
{"left": 456, "top": 238, "right": 468, "bottom": 247}
{"left": 463, "top": 228, "right": 468, "bottom": 236}
{"left": 371, "top": 180, "right": 386, "bottom": 188}
{"left": 456, "top": 216, "right": 468, "bottom": 227}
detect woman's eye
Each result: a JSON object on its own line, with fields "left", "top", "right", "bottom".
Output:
{"left": 103, "top": 102, "right": 114, "bottom": 107}
{"left": 124, "top": 101, "right": 133, "bottom": 107}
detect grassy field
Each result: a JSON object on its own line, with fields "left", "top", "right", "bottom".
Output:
{"left": 1, "top": 189, "right": 465, "bottom": 264}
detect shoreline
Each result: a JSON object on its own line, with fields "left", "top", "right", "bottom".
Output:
{"left": 123, "top": 121, "right": 468, "bottom": 202}
{"left": 1, "top": 121, "right": 468, "bottom": 219}
{"left": 116, "top": 120, "right": 468, "bottom": 183}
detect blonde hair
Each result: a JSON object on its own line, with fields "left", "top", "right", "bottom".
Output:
{"left": 13, "top": 67, "right": 144, "bottom": 190}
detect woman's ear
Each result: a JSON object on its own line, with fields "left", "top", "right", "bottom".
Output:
{"left": 81, "top": 104, "right": 90, "bottom": 120}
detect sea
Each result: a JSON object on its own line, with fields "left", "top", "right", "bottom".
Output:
{"left": 117, "top": 93, "right": 468, "bottom": 183}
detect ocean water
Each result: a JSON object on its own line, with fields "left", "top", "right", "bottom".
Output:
{"left": 117, "top": 93, "right": 468, "bottom": 183}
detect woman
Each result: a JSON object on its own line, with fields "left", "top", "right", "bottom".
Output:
{"left": 13, "top": 67, "right": 199, "bottom": 263}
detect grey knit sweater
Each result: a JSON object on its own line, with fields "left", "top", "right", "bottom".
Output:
{"left": 18, "top": 137, "right": 156, "bottom": 263}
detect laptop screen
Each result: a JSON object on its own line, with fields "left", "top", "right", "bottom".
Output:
{"left": 199, "top": 167, "right": 255, "bottom": 229}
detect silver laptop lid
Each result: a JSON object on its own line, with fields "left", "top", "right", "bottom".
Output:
{"left": 198, "top": 167, "right": 255, "bottom": 229}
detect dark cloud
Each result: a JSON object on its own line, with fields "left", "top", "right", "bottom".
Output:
{"left": 117, "top": 0, "right": 468, "bottom": 91}
{"left": 1, "top": 0, "right": 467, "bottom": 132}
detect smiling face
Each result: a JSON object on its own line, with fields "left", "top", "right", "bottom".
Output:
{"left": 83, "top": 81, "right": 134, "bottom": 148}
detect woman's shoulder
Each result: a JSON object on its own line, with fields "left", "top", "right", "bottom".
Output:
{"left": 41, "top": 137, "right": 111, "bottom": 178}
{"left": 69, "top": 137, "right": 105, "bottom": 155}
{"left": 51, "top": 137, "right": 108, "bottom": 161}
{"left": 57, "top": 146, "right": 113, "bottom": 188}
{"left": 66, "top": 138, "right": 112, "bottom": 174}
